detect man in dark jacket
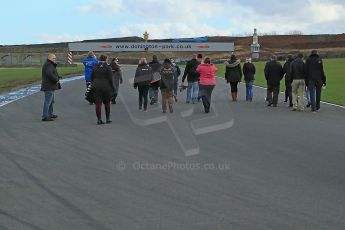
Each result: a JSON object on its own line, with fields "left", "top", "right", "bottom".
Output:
{"left": 283, "top": 54, "right": 293, "bottom": 107}
{"left": 290, "top": 53, "right": 306, "bottom": 111}
{"left": 182, "top": 54, "right": 200, "bottom": 103}
{"left": 305, "top": 50, "right": 326, "bottom": 112}
{"left": 149, "top": 55, "right": 161, "bottom": 105}
{"left": 160, "top": 59, "right": 176, "bottom": 113}
{"left": 264, "top": 55, "right": 284, "bottom": 107}
{"left": 41, "top": 54, "right": 61, "bottom": 121}
{"left": 242, "top": 57, "right": 255, "bottom": 101}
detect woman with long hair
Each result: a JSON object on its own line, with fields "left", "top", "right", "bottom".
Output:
{"left": 225, "top": 54, "right": 242, "bottom": 102}
{"left": 134, "top": 58, "right": 153, "bottom": 111}
{"left": 90, "top": 54, "right": 114, "bottom": 124}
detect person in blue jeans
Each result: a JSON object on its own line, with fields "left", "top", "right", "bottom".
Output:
{"left": 40, "top": 54, "right": 61, "bottom": 121}
{"left": 305, "top": 50, "right": 327, "bottom": 112}
{"left": 182, "top": 54, "right": 201, "bottom": 103}
{"left": 242, "top": 57, "right": 256, "bottom": 101}
{"left": 306, "top": 86, "right": 316, "bottom": 108}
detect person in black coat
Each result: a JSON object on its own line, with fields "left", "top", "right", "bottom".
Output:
{"left": 149, "top": 55, "right": 161, "bottom": 105}
{"left": 110, "top": 57, "right": 123, "bottom": 104}
{"left": 40, "top": 54, "right": 61, "bottom": 121}
{"left": 182, "top": 54, "right": 201, "bottom": 103}
{"left": 134, "top": 58, "right": 153, "bottom": 111}
{"left": 264, "top": 55, "right": 284, "bottom": 107}
{"left": 242, "top": 57, "right": 256, "bottom": 102}
{"left": 283, "top": 54, "right": 293, "bottom": 107}
{"left": 160, "top": 59, "right": 176, "bottom": 113}
{"left": 305, "top": 50, "right": 327, "bottom": 112}
{"left": 90, "top": 54, "right": 114, "bottom": 124}
{"left": 225, "top": 54, "right": 242, "bottom": 102}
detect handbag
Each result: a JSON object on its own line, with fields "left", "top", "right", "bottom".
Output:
{"left": 85, "top": 83, "right": 95, "bottom": 103}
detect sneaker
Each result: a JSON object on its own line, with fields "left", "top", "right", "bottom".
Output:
{"left": 97, "top": 120, "right": 104, "bottom": 125}
{"left": 292, "top": 108, "right": 297, "bottom": 111}
{"left": 306, "top": 103, "right": 311, "bottom": 108}
{"left": 174, "top": 96, "right": 178, "bottom": 102}
{"left": 50, "top": 114, "right": 58, "bottom": 119}
{"left": 42, "top": 117, "right": 54, "bottom": 121}
{"left": 106, "top": 119, "right": 112, "bottom": 124}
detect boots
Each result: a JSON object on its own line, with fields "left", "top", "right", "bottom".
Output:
{"left": 106, "top": 114, "right": 112, "bottom": 124}
{"left": 231, "top": 92, "right": 237, "bottom": 102}
{"left": 231, "top": 93, "right": 235, "bottom": 101}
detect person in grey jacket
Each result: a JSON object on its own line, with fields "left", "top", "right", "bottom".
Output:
{"left": 40, "top": 54, "right": 61, "bottom": 121}
{"left": 110, "top": 57, "right": 123, "bottom": 104}
{"left": 170, "top": 58, "right": 181, "bottom": 102}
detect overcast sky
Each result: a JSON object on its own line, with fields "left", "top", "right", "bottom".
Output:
{"left": 1, "top": 0, "right": 345, "bottom": 45}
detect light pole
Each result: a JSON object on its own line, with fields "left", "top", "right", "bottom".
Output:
{"left": 143, "top": 31, "right": 149, "bottom": 51}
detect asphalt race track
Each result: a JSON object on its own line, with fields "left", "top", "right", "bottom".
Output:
{"left": 1, "top": 67, "right": 345, "bottom": 230}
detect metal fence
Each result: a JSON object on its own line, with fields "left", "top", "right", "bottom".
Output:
{"left": 0, "top": 53, "right": 69, "bottom": 66}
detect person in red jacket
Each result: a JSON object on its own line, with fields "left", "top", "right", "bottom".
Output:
{"left": 196, "top": 57, "right": 218, "bottom": 113}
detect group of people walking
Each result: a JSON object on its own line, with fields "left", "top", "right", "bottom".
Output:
{"left": 265, "top": 50, "right": 326, "bottom": 112}
{"left": 134, "top": 54, "right": 219, "bottom": 114}
{"left": 40, "top": 50, "right": 326, "bottom": 124}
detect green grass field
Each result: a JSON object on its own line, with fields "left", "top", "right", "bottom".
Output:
{"left": 215, "top": 58, "right": 345, "bottom": 106}
{"left": 0, "top": 65, "right": 84, "bottom": 94}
